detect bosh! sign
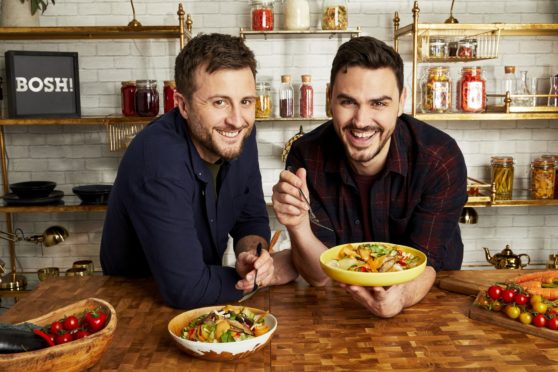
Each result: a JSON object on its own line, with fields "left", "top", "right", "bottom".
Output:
{"left": 5, "top": 51, "right": 81, "bottom": 118}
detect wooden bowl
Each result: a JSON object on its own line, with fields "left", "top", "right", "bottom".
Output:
{"left": 0, "top": 297, "right": 117, "bottom": 372}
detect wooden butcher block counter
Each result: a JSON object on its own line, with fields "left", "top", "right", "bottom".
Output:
{"left": 1, "top": 271, "right": 558, "bottom": 370}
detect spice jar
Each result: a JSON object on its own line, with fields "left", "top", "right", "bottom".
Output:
{"left": 457, "top": 38, "right": 477, "bottom": 58}
{"left": 121, "top": 81, "right": 136, "bottom": 116}
{"left": 541, "top": 154, "right": 558, "bottom": 198}
{"left": 163, "top": 80, "right": 176, "bottom": 113}
{"left": 531, "top": 158, "right": 555, "bottom": 199}
{"left": 250, "top": 0, "right": 274, "bottom": 31}
{"left": 135, "top": 80, "right": 160, "bottom": 117}
{"left": 256, "top": 79, "right": 272, "bottom": 118}
{"left": 321, "top": 0, "right": 348, "bottom": 30}
{"left": 491, "top": 156, "right": 514, "bottom": 200}
{"left": 279, "top": 75, "right": 294, "bottom": 118}
{"left": 429, "top": 38, "right": 447, "bottom": 59}
{"left": 283, "top": 0, "right": 310, "bottom": 30}
{"left": 421, "top": 66, "right": 451, "bottom": 113}
{"left": 457, "top": 66, "right": 486, "bottom": 113}
{"left": 300, "top": 74, "right": 313, "bottom": 118}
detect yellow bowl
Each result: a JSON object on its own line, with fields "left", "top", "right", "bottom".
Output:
{"left": 319, "top": 242, "right": 427, "bottom": 286}
{"left": 168, "top": 305, "right": 277, "bottom": 361}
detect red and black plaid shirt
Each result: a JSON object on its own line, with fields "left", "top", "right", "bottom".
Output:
{"left": 286, "top": 114, "right": 468, "bottom": 271}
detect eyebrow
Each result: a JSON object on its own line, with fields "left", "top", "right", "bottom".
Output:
{"left": 336, "top": 93, "right": 393, "bottom": 104}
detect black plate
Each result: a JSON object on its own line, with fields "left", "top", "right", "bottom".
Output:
{"left": 9, "top": 181, "right": 56, "bottom": 199}
{"left": 72, "top": 185, "right": 112, "bottom": 205}
{"left": 3, "top": 190, "right": 64, "bottom": 206}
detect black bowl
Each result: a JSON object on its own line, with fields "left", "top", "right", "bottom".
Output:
{"left": 9, "top": 181, "right": 57, "bottom": 199}
{"left": 72, "top": 185, "right": 112, "bottom": 204}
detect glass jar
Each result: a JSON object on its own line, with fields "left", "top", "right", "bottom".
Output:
{"left": 531, "top": 158, "right": 555, "bottom": 199}
{"left": 549, "top": 75, "right": 558, "bottom": 107}
{"left": 135, "top": 80, "right": 160, "bottom": 117}
{"left": 300, "top": 74, "right": 313, "bottom": 118}
{"left": 163, "top": 80, "right": 176, "bottom": 113}
{"left": 457, "top": 66, "right": 486, "bottom": 113}
{"left": 421, "top": 66, "right": 451, "bottom": 113}
{"left": 429, "top": 38, "right": 447, "bottom": 59}
{"left": 491, "top": 156, "right": 514, "bottom": 200}
{"left": 457, "top": 38, "right": 477, "bottom": 58}
{"left": 321, "top": 0, "right": 348, "bottom": 30}
{"left": 256, "top": 79, "right": 272, "bottom": 118}
{"left": 283, "top": 0, "right": 310, "bottom": 31}
{"left": 279, "top": 75, "right": 294, "bottom": 118}
{"left": 250, "top": 0, "right": 274, "bottom": 31}
{"left": 541, "top": 154, "right": 558, "bottom": 198}
{"left": 121, "top": 81, "right": 136, "bottom": 116}
{"left": 448, "top": 41, "right": 458, "bottom": 57}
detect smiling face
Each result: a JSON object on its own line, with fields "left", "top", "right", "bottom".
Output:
{"left": 330, "top": 66, "right": 406, "bottom": 176}
{"left": 175, "top": 66, "right": 256, "bottom": 163}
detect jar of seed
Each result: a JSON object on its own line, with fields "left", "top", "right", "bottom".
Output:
{"left": 491, "top": 156, "right": 514, "bottom": 200}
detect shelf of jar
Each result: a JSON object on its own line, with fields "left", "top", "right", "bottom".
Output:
{"left": 395, "top": 23, "right": 558, "bottom": 39}
{"left": 0, "top": 115, "right": 158, "bottom": 126}
{"left": 256, "top": 116, "right": 330, "bottom": 122}
{"left": 0, "top": 195, "right": 106, "bottom": 213}
{"left": 419, "top": 56, "right": 498, "bottom": 63}
{"left": 415, "top": 112, "right": 558, "bottom": 121}
{"left": 0, "top": 26, "right": 183, "bottom": 41}
{"left": 240, "top": 27, "right": 361, "bottom": 39}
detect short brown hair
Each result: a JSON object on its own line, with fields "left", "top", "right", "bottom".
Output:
{"left": 330, "top": 36, "right": 404, "bottom": 95}
{"left": 174, "top": 33, "right": 257, "bottom": 101}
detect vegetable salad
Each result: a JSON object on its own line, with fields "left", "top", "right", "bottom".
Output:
{"left": 327, "top": 243, "right": 421, "bottom": 273}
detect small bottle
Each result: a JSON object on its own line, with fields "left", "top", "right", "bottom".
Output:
{"left": 279, "top": 75, "right": 294, "bottom": 118}
{"left": 300, "top": 74, "right": 313, "bottom": 118}
{"left": 163, "top": 80, "right": 176, "bottom": 113}
{"left": 283, "top": 0, "right": 310, "bottom": 31}
{"left": 250, "top": 0, "right": 274, "bottom": 31}
{"left": 503, "top": 66, "right": 516, "bottom": 105}
{"left": 530, "top": 158, "right": 555, "bottom": 199}
{"left": 135, "top": 80, "right": 160, "bottom": 117}
{"left": 256, "top": 79, "right": 272, "bottom": 118}
{"left": 121, "top": 81, "right": 136, "bottom": 116}
{"left": 321, "top": 0, "right": 348, "bottom": 30}
{"left": 491, "top": 156, "right": 514, "bottom": 200}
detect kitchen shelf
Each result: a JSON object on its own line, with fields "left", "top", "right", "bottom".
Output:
{"left": 0, "top": 195, "right": 106, "bottom": 213}
{"left": 415, "top": 112, "right": 558, "bottom": 121}
{"left": 395, "top": 23, "right": 558, "bottom": 39}
{"left": 240, "top": 27, "right": 361, "bottom": 39}
{"left": 0, "top": 116, "right": 157, "bottom": 126}
{"left": 256, "top": 116, "right": 331, "bottom": 122}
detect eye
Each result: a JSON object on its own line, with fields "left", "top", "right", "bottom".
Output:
{"left": 213, "top": 99, "right": 227, "bottom": 108}
{"left": 371, "top": 100, "right": 388, "bottom": 108}
{"left": 340, "top": 98, "right": 355, "bottom": 106}
{"left": 241, "top": 98, "right": 255, "bottom": 106}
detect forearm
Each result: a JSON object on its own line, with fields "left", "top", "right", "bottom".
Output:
{"left": 401, "top": 266, "right": 436, "bottom": 308}
{"left": 234, "top": 235, "right": 268, "bottom": 256}
{"left": 288, "top": 224, "right": 331, "bottom": 286}
{"left": 269, "top": 249, "right": 299, "bottom": 285}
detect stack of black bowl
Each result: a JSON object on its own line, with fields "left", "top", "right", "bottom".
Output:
{"left": 72, "top": 185, "right": 112, "bottom": 205}
{"left": 5, "top": 181, "right": 63, "bottom": 205}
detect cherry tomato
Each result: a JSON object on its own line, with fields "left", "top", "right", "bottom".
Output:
{"left": 505, "top": 304, "right": 521, "bottom": 319}
{"left": 532, "top": 301, "right": 548, "bottom": 314}
{"left": 491, "top": 300, "right": 503, "bottom": 312}
{"left": 519, "top": 312, "right": 533, "bottom": 325}
{"left": 84, "top": 310, "right": 108, "bottom": 333}
{"left": 487, "top": 285, "right": 503, "bottom": 300}
{"left": 49, "top": 321, "right": 63, "bottom": 335}
{"left": 547, "top": 317, "right": 558, "bottom": 330}
{"left": 63, "top": 315, "right": 79, "bottom": 331}
{"left": 501, "top": 289, "right": 516, "bottom": 303}
{"left": 530, "top": 295, "right": 543, "bottom": 306}
{"left": 73, "top": 329, "right": 91, "bottom": 340}
{"left": 55, "top": 332, "right": 73, "bottom": 345}
{"left": 533, "top": 314, "right": 547, "bottom": 328}
{"left": 513, "top": 293, "right": 529, "bottom": 306}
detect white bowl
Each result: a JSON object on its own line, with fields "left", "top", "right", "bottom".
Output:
{"left": 168, "top": 305, "right": 277, "bottom": 361}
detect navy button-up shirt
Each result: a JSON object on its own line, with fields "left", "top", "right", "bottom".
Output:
{"left": 287, "top": 114, "right": 468, "bottom": 271}
{"left": 100, "top": 109, "right": 270, "bottom": 309}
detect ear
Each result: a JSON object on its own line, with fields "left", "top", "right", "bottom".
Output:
{"left": 398, "top": 86, "right": 407, "bottom": 117}
{"left": 174, "top": 92, "right": 189, "bottom": 119}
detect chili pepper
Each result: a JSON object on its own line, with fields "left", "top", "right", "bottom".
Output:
{"left": 33, "top": 328, "right": 55, "bottom": 347}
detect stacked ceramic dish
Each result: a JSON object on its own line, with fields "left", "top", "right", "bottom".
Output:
{"left": 4, "top": 181, "right": 63, "bottom": 205}
{"left": 72, "top": 185, "right": 112, "bottom": 205}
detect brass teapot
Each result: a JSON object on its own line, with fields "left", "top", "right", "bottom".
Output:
{"left": 483, "top": 245, "right": 530, "bottom": 269}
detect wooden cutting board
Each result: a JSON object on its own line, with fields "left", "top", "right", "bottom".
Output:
{"left": 436, "top": 269, "right": 533, "bottom": 296}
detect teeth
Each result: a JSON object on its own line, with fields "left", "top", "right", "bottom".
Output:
{"left": 350, "top": 130, "right": 377, "bottom": 139}
{"left": 217, "top": 129, "right": 240, "bottom": 138}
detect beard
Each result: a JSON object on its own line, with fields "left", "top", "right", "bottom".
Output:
{"left": 341, "top": 124, "right": 393, "bottom": 164}
{"left": 188, "top": 121, "right": 252, "bottom": 162}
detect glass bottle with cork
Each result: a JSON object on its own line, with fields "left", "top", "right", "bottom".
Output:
{"left": 299, "top": 74, "right": 313, "bottom": 118}
{"left": 491, "top": 156, "right": 514, "bottom": 200}
{"left": 502, "top": 66, "right": 516, "bottom": 106}
{"left": 279, "top": 74, "right": 294, "bottom": 118}
{"left": 256, "top": 78, "right": 272, "bottom": 119}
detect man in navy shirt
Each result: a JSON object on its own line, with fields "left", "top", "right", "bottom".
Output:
{"left": 272, "top": 36, "right": 467, "bottom": 318}
{"left": 101, "top": 33, "right": 297, "bottom": 309}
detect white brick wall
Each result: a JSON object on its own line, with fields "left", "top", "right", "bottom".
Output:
{"left": 0, "top": 0, "right": 557, "bottom": 276}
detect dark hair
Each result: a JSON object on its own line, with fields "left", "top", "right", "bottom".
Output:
{"left": 330, "top": 36, "right": 404, "bottom": 95}
{"left": 174, "top": 33, "right": 257, "bottom": 101}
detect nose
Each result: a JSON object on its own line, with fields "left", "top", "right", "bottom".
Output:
{"left": 225, "top": 105, "right": 244, "bottom": 128}
{"left": 352, "top": 105, "right": 370, "bottom": 128}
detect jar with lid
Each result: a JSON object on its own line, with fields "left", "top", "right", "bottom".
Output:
{"left": 121, "top": 81, "right": 136, "bottom": 116}
{"left": 321, "top": 0, "right": 348, "bottom": 30}
{"left": 531, "top": 158, "right": 555, "bottom": 199}
{"left": 279, "top": 75, "right": 294, "bottom": 118}
{"left": 256, "top": 79, "right": 272, "bottom": 118}
{"left": 429, "top": 38, "right": 447, "bottom": 59}
{"left": 135, "top": 80, "right": 160, "bottom": 117}
{"left": 163, "top": 80, "right": 176, "bottom": 113}
{"left": 457, "top": 38, "right": 477, "bottom": 58}
{"left": 457, "top": 66, "right": 486, "bottom": 112}
{"left": 420, "top": 66, "right": 451, "bottom": 113}
{"left": 283, "top": 0, "right": 310, "bottom": 30}
{"left": 250, "top": 0, "right": 274, "bottom": 31}
{"left": 491, "top": 156, "right": 514, "bottom": 200}
{"left": 541, "top": 154, "right": 558, "bottom": 198}
{"left": 300, "top": 74, "right": 313, "bottom": 118}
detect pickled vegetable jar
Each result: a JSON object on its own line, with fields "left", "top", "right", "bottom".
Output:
{"left": 531, "top": 158, "right": 555, "bottom": 199}
{"left": 457, "top": 66, "right": 486, "bottom": 113}
{"left": 256, "top": 80, "right": 272, "bottom": 118}
{"left": 491, "top": 156, "right": 514, "bottom": 200}
{"left": 421, "top": 66, "right": 451, "bottom": 113}
{"left": 250, "top": 0, "right": 274, "bottom": 31}
{"left": 321, "top": 0, "right": 348, "bottom": 30}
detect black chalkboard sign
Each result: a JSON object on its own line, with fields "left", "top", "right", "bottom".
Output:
{"left": 5, "top": 51, "right": 81, "bottom": 118}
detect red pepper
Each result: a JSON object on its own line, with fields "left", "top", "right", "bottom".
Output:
{"left": 33, "top": 328, "right": 55, "bottom": 347}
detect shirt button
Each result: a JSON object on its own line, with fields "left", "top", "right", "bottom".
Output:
{"left": 201, "top": 190, "right": 205, "bottom": 196}
{"left": 354, "top": 219, "right": 360, "bottom": 225}
{"left": 210, "top": 219, "right": 214, "bottom": 223}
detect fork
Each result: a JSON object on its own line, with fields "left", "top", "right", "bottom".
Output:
{"left": 286, "top": 167, "right": 334, "bottom": 232}
{"left": 238, "top": 243, "right": 262, "bottom": 303}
